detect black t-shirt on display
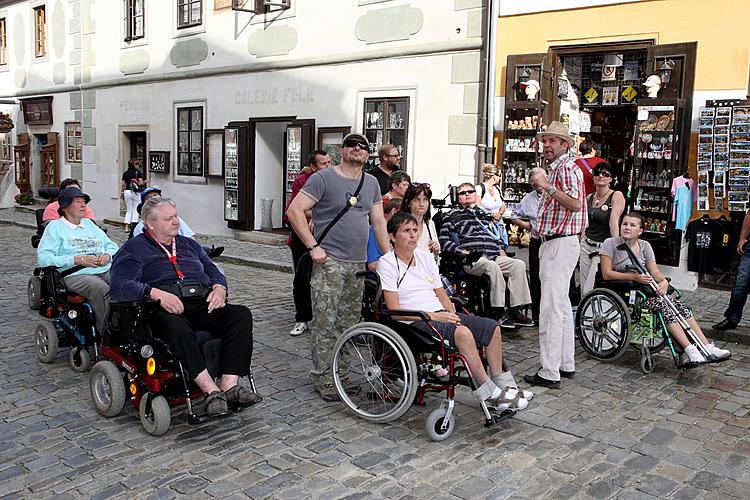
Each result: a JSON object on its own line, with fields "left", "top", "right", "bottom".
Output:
{"left": 685, "top": 217, "right": 723, "bottom": 274}
{"left": 715, "top": 217, "right": 739, "bottom": 272}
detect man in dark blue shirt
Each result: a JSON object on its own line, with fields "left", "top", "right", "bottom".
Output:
{"left": 110, "top": 197, "right": 258, "bottom": 417}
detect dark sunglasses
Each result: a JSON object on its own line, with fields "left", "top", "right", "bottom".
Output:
{"left": 412, "top": 182, "right": 431, "bottom": 189}
{"left": 593, "top": 171, "right": 612, "bottom": 177}
{"left": 458, "top": 189, "right": 476, "bottom": 196}
{"left": 343, "top": 139, "right": 368, "bottom": 149}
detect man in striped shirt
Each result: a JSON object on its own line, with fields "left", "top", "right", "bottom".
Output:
{"left": 524, "top": 121, "right": 588, "bottom": 389}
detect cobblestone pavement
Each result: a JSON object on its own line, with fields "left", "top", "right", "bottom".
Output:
{"left": 2, "top": 223, "right": 750, "bottom": 498}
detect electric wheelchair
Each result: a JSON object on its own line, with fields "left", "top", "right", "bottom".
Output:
{"left": 33, "top": 266, "right": 101, "bottom": 372}
{"left": 330, "top": 272, "right": 515, "bottom": 442}
{"left": 89, "top": 300, "right": 260, "bottom": 436}
{"left": 575, "top": 262, "right": 694, "bottom": 374}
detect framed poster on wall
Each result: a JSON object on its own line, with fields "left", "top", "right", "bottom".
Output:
{"left": 149, "top": 151, "right": 170, "bottom": 173}
{"left": 317, "top": 126, "right": 350, "bottom": 166}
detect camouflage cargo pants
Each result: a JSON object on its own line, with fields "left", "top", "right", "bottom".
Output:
{"left": 310, "top": 258, "right": 364, "bottom": 390}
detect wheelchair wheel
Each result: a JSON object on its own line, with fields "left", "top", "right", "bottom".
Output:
{"left": 332, "top": 322, "right": 418, "bottom": 423}
{"left": 139, "top": 393, "right": 171, "bottom": 436}
{"left": 90, "top": 361, "right": 126, "bottom": 417}
{"left": 34, "top": 323, "right": 58, "bottom": 363}
{"left": 576, "top": 289, "right": 631, "bottom": 361}
{"left": 69, "top": 347, "right": 91, "bottom": 373}
{"left": 28, "top": 276, "right": 42, "bottom": 310}
{"left": 425, "top": 407, "right": 455, "bottom": 442}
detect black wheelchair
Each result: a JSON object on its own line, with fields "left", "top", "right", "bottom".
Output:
{"left": 330, "top": 273, "right": 514, "bottom": 442}
{"left": 33, "top": 266, "right": 101, "bottom": 372}
{"left": 89, "top": 300, "right": 259, "bottom": 436}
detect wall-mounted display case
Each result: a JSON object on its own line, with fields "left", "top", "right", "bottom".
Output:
{"left": 363, "top": 97, "right": 409, "bottom": 171}
{"left": 223, "top": 124, "right": 246, "bottom": 223}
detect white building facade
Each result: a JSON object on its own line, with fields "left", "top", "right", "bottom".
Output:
{"left": 0, "top": 0, "right": 490, "bottom": 236}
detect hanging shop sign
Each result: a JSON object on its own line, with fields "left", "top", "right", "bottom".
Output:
{"left": 584, "top": 87, "right": 599, "bottom": 104}
{"left": 621, "top": 86, "right": 638, "bottom": 102}
{"left": 602, "top": 86, "right": 619, "bottom": 106}
{"left": 0, "top": 113, "right": 14, "bottom": 133}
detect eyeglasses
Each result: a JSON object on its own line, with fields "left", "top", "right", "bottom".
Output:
{"left": 594, "top": 171, "right": 612, "bottom": 177}
{"left": 385, "top": 153, "right": 401, "bottom": 157}
{"left": 412, "top": 182, "right": 431, "bottom": 189}
{"left": 458, "top": 189, "right": 476, "bottom": 196}
{"left": 343, "top": 139, "right": 368, "bottom": 149}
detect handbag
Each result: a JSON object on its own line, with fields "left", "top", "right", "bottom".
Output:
{"left": 295, "top": 173, "right": 366, "bottom": 282}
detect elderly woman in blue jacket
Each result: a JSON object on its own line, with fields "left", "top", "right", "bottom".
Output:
{"left": 37, "top": 187, "right": 118, "bottom": 334}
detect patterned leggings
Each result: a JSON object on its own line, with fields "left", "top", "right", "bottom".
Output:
{"left": 643, "top": 293, "right": 692, "bottom": 325}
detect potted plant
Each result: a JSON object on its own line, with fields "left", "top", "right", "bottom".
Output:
{"left": 15, "top": 192, "right": 34, "bottom": 205}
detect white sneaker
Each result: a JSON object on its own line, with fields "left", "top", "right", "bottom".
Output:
{"left": 705, "top": 342, "right": 731, "bottom": 362}
{"left": 684, "top": 344, "right": 707, "bottom": 364}
{"left": 289, "top": 322, "right": 308, "bottom": 337}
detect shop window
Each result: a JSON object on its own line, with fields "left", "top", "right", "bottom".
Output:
{"left": 362, "top": 97, "right": 409, "bottom": 171}
{"left": 124, "top": 0, "right": 145, "bottom": 42}
{"left": 177, "top": 0, "right": 202, "bottom": 29}
{"left": 0, "top": 132, "right": 11, "bottom": 163}
{"left": 65, "top": 122, "right": 82, "bottom": 163}
{"left": 33, "top": 5, "right": 45, "bottom": 58}
{"left": 0, "top": 18, "right": 7, "bottom": 66}
{"left": 177, "top": 107, "right": 203, "bottom": 176}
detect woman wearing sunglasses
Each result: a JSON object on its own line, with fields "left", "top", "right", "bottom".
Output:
{"left": 579, "top": 162, "right": 626, "bottom": 295}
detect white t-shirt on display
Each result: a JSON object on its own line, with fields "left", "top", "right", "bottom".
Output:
{"left": 377, "top": 249, "right": 443, "bottom": 317}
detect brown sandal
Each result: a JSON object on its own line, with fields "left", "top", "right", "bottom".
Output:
{"left": 205, "top": 390, "right": 229, "bottom": 418}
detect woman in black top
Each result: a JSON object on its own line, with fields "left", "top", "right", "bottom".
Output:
{"left": 579, "top": 163, "right": 626, "bottom": 295}
{"left": 121, "top": 159, "right": 145, "bottom": 234}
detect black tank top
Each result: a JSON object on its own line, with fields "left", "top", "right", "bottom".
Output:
{"left": 585, "top": 191, "right": 615, "bottom": 242}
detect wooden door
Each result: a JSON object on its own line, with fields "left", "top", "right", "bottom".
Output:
{"left": 40, "top": 132, "right": 59, "bottom": 186}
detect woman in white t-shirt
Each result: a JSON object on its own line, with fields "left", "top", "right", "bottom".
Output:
{"left": 476, "top": 164, "right": 509, "bottom": 248}
{"left": 376, "top": 212, "right": 532, "bottom": 410}
{"left": 600, "top": 212, "right": 731, "bottom": 366}
{"left": 400, "top": 183, "right": 440, "bottom": 257}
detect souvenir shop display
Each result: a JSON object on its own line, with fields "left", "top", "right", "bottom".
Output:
{"left": 501, "top": 102, "right": 543, "bottom": 204}
{"left": 630, "top": 100, "right": 686, "bottom": 266}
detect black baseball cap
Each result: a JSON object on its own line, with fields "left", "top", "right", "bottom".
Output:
{"left": 57, "top": 187, "right": 91, "bottom": 208}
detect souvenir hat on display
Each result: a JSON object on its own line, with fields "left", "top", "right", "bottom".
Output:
{"left": 140, "top": 187, "right": 162, "bottom": 202}
{"left": 58, "top": 187, "right": 91, "bottom": 208}
{"left": 536, "top": 121, "right": 574, "bottom": 147}
{"left": 341, "top": 132, "right": 370, "bottom": 149}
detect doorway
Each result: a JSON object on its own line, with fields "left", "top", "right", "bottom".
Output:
{"left": 123, "top": 131, "right": 147, "bottom": 175}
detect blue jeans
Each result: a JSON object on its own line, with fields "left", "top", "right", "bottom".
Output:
{"left": 724, "top": 240, "right": 750, "bottom": 324}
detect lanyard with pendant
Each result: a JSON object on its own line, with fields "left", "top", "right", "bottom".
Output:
{"left": 148, "top": 232, "right": 185, "bottom": 280}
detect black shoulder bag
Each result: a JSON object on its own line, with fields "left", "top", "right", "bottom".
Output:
{"left": 295, "top": 173, "right": 366, "bottom": 282}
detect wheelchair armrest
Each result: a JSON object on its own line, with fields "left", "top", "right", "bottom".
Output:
{"left": 450, "top": 296, "right": 469, "bottom": 307}
{"left": 109, "top": 299, "right": 160, "bottom": 315}
{"left": 378, "top": 309, "right": 430, "bottom": 321}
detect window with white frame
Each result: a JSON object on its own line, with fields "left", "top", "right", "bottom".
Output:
{"left": 0, "top": 18, "right": 7, "bottom": 66}
{"left": 124, "top": 0, "right": 145, "bottom": 42}
{"left": 65, "top": 122, "right": 82, "bottom": 163}
{"left": 0, "top": 132, "right": 11, "bottom": 163}
{"left": 34, "top": 5, "right": 46, "bottom": 58}
{"left": 177, "top": 107, "right": 203, "bottom": 175}
{"left": 177, "top": 0, "right": 202, "bottom": 29}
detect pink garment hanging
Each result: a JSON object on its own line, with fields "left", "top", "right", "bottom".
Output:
{"left": 670, "top": 176, "right": 697, "bottom": 221}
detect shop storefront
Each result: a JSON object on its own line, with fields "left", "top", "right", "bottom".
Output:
{"left": 500, "top": 41, "right": 698, "bottom": 268}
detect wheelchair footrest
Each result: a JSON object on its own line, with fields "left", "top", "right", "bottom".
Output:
{"left": 485, "top": 407, "right": 516, "bottom": 427}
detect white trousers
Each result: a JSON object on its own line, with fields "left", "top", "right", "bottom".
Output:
{"left": 579, "top": 238, "right": 602, "bottom": 296}
{"left": 124, "top": 190, "right": 141, "bottom": 224}
{"left": 538, "top": 236, "right": 579, "bottom": 381}
{"left": 464, "top": 255, "right": 532, "bottom": 308}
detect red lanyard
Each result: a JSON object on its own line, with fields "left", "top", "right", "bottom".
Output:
{"left": 152, "top": 235, "right": 184, "bottom": 280}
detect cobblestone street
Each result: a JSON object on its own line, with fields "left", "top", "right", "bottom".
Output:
{"left": 1, "top": 223, "right": 750, "bottom": 499}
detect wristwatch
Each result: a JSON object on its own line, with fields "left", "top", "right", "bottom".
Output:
{"left": 308, "top": 243, "right": 320, "bottom": 251}
{"left": 546, "top": 186, "right": 557, "bottom": 196}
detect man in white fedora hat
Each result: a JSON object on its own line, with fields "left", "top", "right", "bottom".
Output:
{"left": 525, "top": 121, "right": 588, "bottom": 389}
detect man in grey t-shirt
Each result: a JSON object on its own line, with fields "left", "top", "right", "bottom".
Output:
{"left": 287, "top": 133, "right": 389, "bottom": 401}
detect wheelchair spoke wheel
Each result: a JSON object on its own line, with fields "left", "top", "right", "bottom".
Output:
{"left": 332, "top": 322, "right": 418, "bottom": 423}
{"left": 90, "top": 361, "right": 126, "bottom": 417}
{"left": 139, "top": 394, "right": 171, "bottom": 436}
{"left": 576, "top": 289, "right": 631, "bottom": 361}
{"left": 34, "top": 323, "right": 58, "bottom": 363}
{"left": 69, "top": 347, "right": 91, "bottom": 373}
{"left": 28, "top": 276, "right": 42, "bottom": 310}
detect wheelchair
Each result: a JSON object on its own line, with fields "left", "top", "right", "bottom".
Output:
{"left": 575, "top": 267, "right": 691, "bottom": 374}
{"left": 89, "top": 300, "right": 260, "bottom": 436}
{"left": 33, "top": 266, "right": 101, "bottom": 372}
{"left": 330, "top": 272, "right": 515, "bottom": 442}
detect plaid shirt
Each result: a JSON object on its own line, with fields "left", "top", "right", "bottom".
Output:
{"left": 536, "top": 154, "right": 588, "bottom": 237}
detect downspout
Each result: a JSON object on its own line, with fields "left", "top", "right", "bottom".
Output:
{"left": 477, "top": 0, "right": 500, "bottom": 182}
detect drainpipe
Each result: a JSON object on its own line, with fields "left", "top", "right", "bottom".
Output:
{"left": 478, "top": 0, "right": 500, "bottom": 182}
